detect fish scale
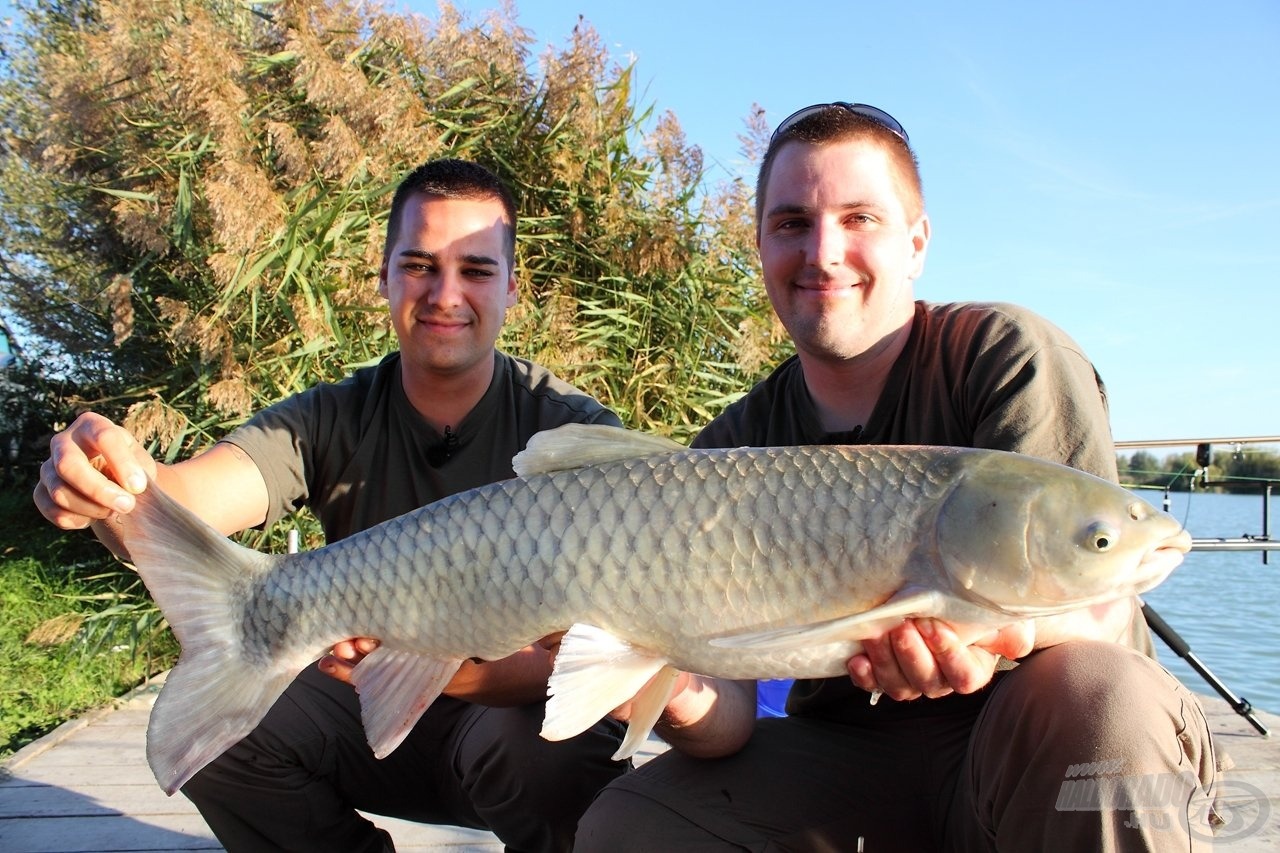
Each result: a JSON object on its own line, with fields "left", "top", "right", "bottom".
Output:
{"left": 98, "top": 424, "right": 1191, "bottom": 794}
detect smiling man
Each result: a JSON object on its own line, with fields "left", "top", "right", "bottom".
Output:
{"left": 576, "top": 104, "right": 1225, "bottom": 852}
{"left": 35, "top": 159, "right": 627, "bottom": 852}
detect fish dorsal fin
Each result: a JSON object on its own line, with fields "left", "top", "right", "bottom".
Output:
{"left": 709, "top": 589, "right": 949, "bottom": 652}
{"left": 349, "top": 646, "right": 464, "bottom": 758}
{"left": 541, "top": 622, "right": 671, "bottom": 759}
{"left": 513, "top": 424, "right": 685, "bottom": 476}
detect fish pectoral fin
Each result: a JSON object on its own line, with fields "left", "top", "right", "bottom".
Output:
{"left": 709, "top": 590, "right": 949, "bottom": 651}
{"left": 349, "top": 646, "right": 463, "bottom": 759}
{"left": 512, "top": 424, "right": 685, "bottom": 476}
{"left": 541, "top": 622, "right": 669, "bottom": 758}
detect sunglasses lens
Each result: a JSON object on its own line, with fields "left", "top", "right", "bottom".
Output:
{"left": 840, "top": 103, "right": 908, "bottom": 141}
{"left": 770, "top": 102, "right": 908, "bottom": 144}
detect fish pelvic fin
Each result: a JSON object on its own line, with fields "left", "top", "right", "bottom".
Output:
{"left": 709, "top": 589, "right": 950, "bottom": 652}
{"left": 349, "top": 647, "right": 463, "bottom": 758}
{"left": 542, "top": 623, "right": 671, "bottom": 759}
{"left": 109, "top": 481, "right": 295, "bottom": 796}
{"left": 512, "top": 424, "right": 684, "bottom": 476}
{"left": 613, "top": 665, "right": 681, "bottom": 760}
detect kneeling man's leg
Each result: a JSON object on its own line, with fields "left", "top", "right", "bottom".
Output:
{"left": 951, "top": 641, "right": 1225, "bottom": 852}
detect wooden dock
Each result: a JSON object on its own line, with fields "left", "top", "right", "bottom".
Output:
{"left": 2, "top": 675, "right": 1276, "bottom": 852}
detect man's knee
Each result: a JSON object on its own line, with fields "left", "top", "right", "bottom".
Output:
{"left": 958, "top": 642, "right": 1223, "bottom": 850}
{"left": 993, "top": 640, "right": 1193, "bottom": 741}
{"left": 971, "top": 640, "right": 1220, "bottom": 802}
{"left": 576, "top": 780, "right": 685, "bottom": 853}
{"left": 453, "top": 706, "right": 627, "bottom": 850}
{"left": 457, "top": 704, "right": 623, "bottom": 780}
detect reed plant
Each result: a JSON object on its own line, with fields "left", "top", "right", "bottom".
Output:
{"left": 0, "top": 0, "right": 793, "bottom": 736}
{"left": 1, "top": 0, "right": 789, "bottom": 449}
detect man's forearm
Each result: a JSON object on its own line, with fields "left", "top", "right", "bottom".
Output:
{"left": 442, "top": 644, "right": 556, "bottom": 706}
{"left": 654, "top": 676, "right": 757, "bottom": 758}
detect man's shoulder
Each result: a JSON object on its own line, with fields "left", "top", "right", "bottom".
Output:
{"left": 279, "top": 352, "right": 397, "bottom": 405}
{"left": 693, "top": 356, "right": 804, "bottom": 448}
{"left": 499, "top": 352, "right": 622, "bottom": 426}
{"left": 732, "top": 354, "right": 803, "bottom": 406}
{"left": 230, "top": 354, "right": 398, "bottom": 446}
{"left": 918, "top": 300, "right": 1077, "bottom": 350}
{"left": 922, "top": 299, "right": 1044, "bottom": 327}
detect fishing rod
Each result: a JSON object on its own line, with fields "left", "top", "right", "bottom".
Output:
{"left": 1142, "top": 498, "right": 1275, "bottom": 736}
{"left": 1141, "top": 602, "right": 1270, "bottom": 737}
{"left": 1117, "top": 439, "right": 1276, "bottom": 734}
{"left": 1121, "top": 438, "right": 1275, "bottom": 564}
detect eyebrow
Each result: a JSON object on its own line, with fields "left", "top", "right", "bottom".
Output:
{"left": 764, "top": 200, "right": 887, "bottom": 220}
{"left": 397, "top": 249, "right": 501, "bottom": 266}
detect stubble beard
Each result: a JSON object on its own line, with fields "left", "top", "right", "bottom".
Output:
{"left": 786, "top": 308, "right": 874, "bottom": 363}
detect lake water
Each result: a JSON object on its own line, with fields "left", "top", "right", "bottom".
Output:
{"left": 1134, "top": 488, "right": 1280, "bottom": 715}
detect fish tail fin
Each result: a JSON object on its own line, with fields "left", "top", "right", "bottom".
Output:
{"left": 147, "top": 654, "right": 299, "bottom": 796}
{"left": 105, "top": 482, "right": 297, "bottom": 796}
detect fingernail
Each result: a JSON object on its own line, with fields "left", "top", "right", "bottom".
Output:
{"left": 917, "top": 619, "right": 938, "bottom": 646}
{"left": 125, "top": 472, "right": 147, "bottom": 493}
{"left": 112, "top": 493, "right": 135, "bottom": 513}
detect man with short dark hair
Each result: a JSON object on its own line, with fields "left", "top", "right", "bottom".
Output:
{"left": 576, "top": 104, "right": 1224, "bottom": 852}
{"left": 35, "top": 158, "right": 628, "bottom": 852}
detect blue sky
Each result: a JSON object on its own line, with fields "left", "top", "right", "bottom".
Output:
{"left": 429, "top": 0, "right": 1278, "bottom": 446}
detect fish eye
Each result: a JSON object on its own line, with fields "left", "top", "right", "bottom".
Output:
{"left": 1084, "top": 522, "right": 1118, "bottom": 552}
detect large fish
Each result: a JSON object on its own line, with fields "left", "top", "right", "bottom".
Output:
{"left": 97, "top": 424, "right": 1191, "bottom": 795}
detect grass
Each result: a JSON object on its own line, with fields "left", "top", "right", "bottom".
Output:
{"left": 0, "top": 487, "right": 177, "bottom": 759}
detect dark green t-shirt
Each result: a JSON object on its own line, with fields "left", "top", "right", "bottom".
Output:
{"left": 692, "top": 300, "right": 1148, "bottom": 722}
{"left": 222, "top": 350, "right": 621, "bottom": 542}
{"left": 693, "top": 301, "right": 1117, "bottom": 478}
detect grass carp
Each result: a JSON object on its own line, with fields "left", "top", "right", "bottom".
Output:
{"left": 98, "top": 424, "right": 1191, "bottom": 795}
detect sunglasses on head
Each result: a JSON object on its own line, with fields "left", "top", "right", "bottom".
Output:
{"left": 769, "top": 102, "right": 909, "bottom": 145}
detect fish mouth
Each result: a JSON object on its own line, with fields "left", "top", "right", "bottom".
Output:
{"left": 1131, "top": 530, "right": 1194, "bottom": 593}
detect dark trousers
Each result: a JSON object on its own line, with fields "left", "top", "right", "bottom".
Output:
{"left": 182, "top": 665, "right": 628, "bottom": 853}
{"left": 576, "top": 642, "right": 1225, "bottom": 852}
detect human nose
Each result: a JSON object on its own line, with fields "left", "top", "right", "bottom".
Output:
{"left": 426, "top": 268, "right": 465, "bottom": 308}
{"left": 807, "top": 218, "right": 847, "bottom": 268}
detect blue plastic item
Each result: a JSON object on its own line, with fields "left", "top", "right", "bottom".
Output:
{"left": 756, "top": 678, "right": 793, "bottom": 718}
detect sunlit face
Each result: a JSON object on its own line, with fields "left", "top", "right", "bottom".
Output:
{"left": 757, "top": 138, "right": 930, "bottom": 364}
{"left": 379, "top": 194, "right": 517, "bottom": 380}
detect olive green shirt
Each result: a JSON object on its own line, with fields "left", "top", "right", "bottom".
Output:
{"left": 223, "top": 350, "right": 621, "bottom": 542}
{"left": 692, "top": 301, "right": 1148, "bottom": 722}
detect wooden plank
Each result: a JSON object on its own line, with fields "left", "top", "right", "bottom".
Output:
{"left": 0, "top": 781, "right": 210, "bottom": 819}
{"left": 0, "top": 814, "right": 220, "bottom": 852}
{"left": 2, "top": 684, "right": 1275, "bottom": 852}
{"left": 0, "top": 782, "right": 122, "bottom": 818}
{"left": 5, "top": 763, "right": 171, "bottom": 787}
